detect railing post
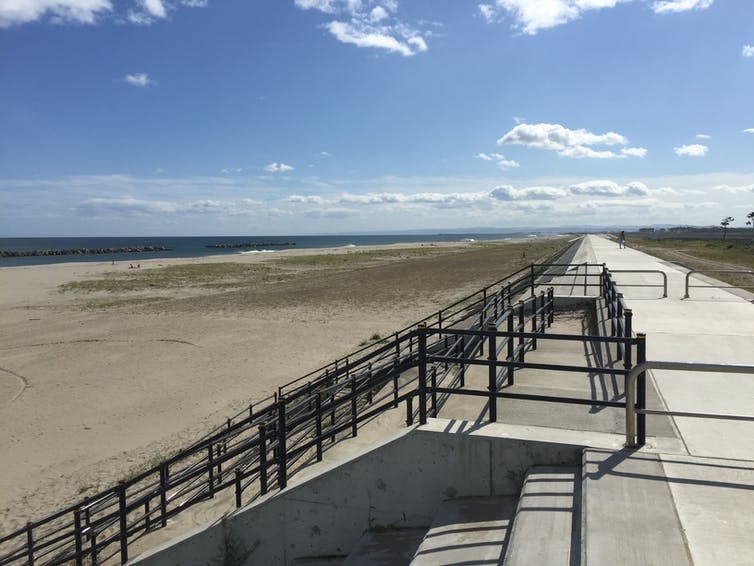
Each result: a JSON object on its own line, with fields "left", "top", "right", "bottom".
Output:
{"left": 431, "top": 367, "right": 438, "bottom": 417}
{"left": 531, "top": 297, "right": 538, "bottom": 351}
{"left": 530, "top": 263, "right": 535, "bottom": 297}
{"left": 258, "top": 424, "right": 268, "bottom": 495}
{"left": 235, "top": 468, "right": 242, "bottom": 509}
{"left": 277, "top": 398, "right": 287, "bottom": 489}
{"left": 393, "top": 356, "right": 399, "bottom": 408}
{"left": 315, "top": 392, "right": 323, "bottom": 462}
{"left": 367, "top": 363, "right": 373, "bottom": 404}
{"left": 350, "top": 374, "right": 358, "bottom": 437}
{"left": 207, "top": 444, "right": 215, "bottom": 498}
{"left": 482, "top": 288, "right": 488, "bottom": 325}
{"left": 459, "top": 336, "right": 466, "bottom": 387}
{"left": 517, "top": 300, "right": 525, "bottom": 363}
{"left": 623, "top": 309, "right": 633, "bottom": 370}
{"left": 547, "top": 287, "right": 554, "bottom": 327}
{"left": 637, "top": 333, "right": 647, "bottom": 446}
{"left": 488, "top": 323, "right": 498, "bottom": 422}
{"left": 330, "top": 392, "right": 336, "bottom": 444}
{"left": 539, "top": 290, "right": 546, "bottom": 334}
{"left": 601, "top": 264, "right": 607, "bottom": 298}
{"left": 418, "top": 324, "right": 428, "bottom": 425}
{"left": 159, "top": 463, "right": 168, "bottom": 528}
{"left": 583, "top": 262, "right": 588, "bottom": 295}
{"left": 74, "top": 509, "right": 83, "bottom": 566}
{"left": 507, "top": 309, "right": 515, "bottom": 386}
{"left": 406, "top": 393, "right": 414, "bottom": 426}
{"left": 118, "top": 480, "right": 128, "bottom": 564}
{"left": 26, "top": 522, "right": 34, "bottom": 566}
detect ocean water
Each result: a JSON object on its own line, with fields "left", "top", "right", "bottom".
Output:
{"left": 0, "top": 233, "right": 544, "bottom": 267}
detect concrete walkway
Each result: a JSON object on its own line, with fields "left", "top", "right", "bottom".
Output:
{"left": 586, "top": 234, "right": 754, "bottom": 460}
{"left": 586, "top": 235, "right": 754, "bottom": 566}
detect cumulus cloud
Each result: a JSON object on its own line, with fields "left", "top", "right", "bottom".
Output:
{"left": 295, "top": 0, "right": 428, "bottom": 56}
{"left": 264, "top": 162, "right": 295, "bottom": 173}
{"left": 124, "top": 73, "right": 151, "bottom": 87}
{"left": 490, "top": 185, "right": 567, "bottom": 201}
{"left": 696, "top": 133, "right": 711, "bottom": 139}
{"left": 743, "top": 45, "right": 754, "bottom": 58}
{"left": 0, "top": 0, "right": 112, "bottom": 27}
{"left": 497, "top": 122, "right": 643, "bottom": 159}
{"left": 743, "top": 128, "right": 754, "bottom": 134}
{"left": 0, "top": 0, "right": 208, "bottom": 26}
{"left": 477, "top": 0, "right": 621, "bottom": 35}
{"left": 569, "top": 180, "right": 650, "bottom": 197}
{"left": 712, "top": 184, "right": 754, "bottom": 194}
{"left": 651, "top": 0, "right": 713, "bottom": 14}
{"left": 476, "top": 152, "right": 520, "bottom": 169}
{"left": 674, "top": 143, "right": 708, "bottom": 157}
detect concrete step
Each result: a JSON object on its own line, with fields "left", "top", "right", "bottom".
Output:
{"left": 502, "top": 466, "right": 579, "bottom": 566}
{"left": 409, "top": 496, "right": 518, "bottom": 566}
{"left": 582, "top": 448, "right": 691, "bottom": 565}
{"left": 342, "top": 528, "right": 426, "bottom": 565}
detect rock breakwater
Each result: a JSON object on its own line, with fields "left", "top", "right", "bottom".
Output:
{"left": 1, "top": 246, "right": 170, "bottom": 258}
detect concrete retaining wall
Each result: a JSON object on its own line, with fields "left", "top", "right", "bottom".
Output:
{"left": 132, "top": 422, "right": 583, "bottom": 566}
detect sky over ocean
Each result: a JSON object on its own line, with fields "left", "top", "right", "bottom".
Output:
{"left": 1, "top": 0, "right": 753, "bottom": 236}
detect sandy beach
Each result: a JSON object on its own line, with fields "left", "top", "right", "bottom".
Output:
{"left": 0, "top": 237, "right": 568, "bottom": 534}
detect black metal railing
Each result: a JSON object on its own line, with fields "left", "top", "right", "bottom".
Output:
{"left": 2, "top": 256, "right": 640, "bottom": 566}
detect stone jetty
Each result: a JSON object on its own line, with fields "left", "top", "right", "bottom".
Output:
{"left": 0, "top": 245, "right": 170, "bottom": 258}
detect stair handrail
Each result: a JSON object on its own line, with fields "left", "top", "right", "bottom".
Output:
{"left": 626, "top": 360, "right": 754, "bottom": 447}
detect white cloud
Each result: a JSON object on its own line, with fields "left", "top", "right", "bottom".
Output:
{"left": 497, "top": 122, "right": 642, "bottom": 159}
{"left": 264, "top": 162, "right": 295, "bottom": 173}
{"left": 478, "top": 0, "right": 621, "bottom": 35}
{"left": 674, "top": 143, "right": 708, "bottom": 157}
{"left": 476, "top": 152, "right": 519, "bottom": 169}
{"left": 76, "top": 197, "right": 261, "bottom": 217}
{"left": 0, "top": 0, "right": 112, "bottom": 27}
{"left": 287, "top": 195, "right": 327, "bottom": 204}
{"left": 743, "top": 45, "right": 754, "bottom": 58}
{"left": 569, "top": 180, "right": 650, "bottom": 197}
{"left": 695, "top": 133, "right": 711, "bottom": 139}
{"left": 712, "top": 184, "right": 754, "bottom": 194}
{"left": 651, "top": 0, "right": 713, "bottom": 15}
{"left": 338, "top": 191, "right": 489, "bottom": 206}
{"left": 490, "top": 185, "right": 567, "bottom": 200}
{"left": 620, "top": 147, "right": 648, "bottom": 158}
{"left": 743, "top": 128, "right": 754, "bottom": 134}
{"left": 124, "top": 73, "right": 151, "bottom": 87}
{"left": 296, "top": 0, "right": 428, "bottom": 56}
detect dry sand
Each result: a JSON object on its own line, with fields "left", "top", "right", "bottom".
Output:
{"left": 0, "top": 237, "right": 568, "bottom": 534}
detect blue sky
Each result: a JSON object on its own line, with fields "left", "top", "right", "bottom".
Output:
{"left": 1, "top": 0, "right": 753, "bottom": 236}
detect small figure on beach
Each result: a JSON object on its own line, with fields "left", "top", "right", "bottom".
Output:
{"left": 129, "top": 263, "right": 134, "bottom": 269}
{"left": 618, "top": 231, "right": 626, "bottom": 249}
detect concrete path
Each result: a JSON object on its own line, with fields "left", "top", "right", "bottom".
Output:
{"left": 586, "top": 234, "right": 754, "bottom": 460}
{"left": 586, "top": 235, "right": 754, "bottom": 566}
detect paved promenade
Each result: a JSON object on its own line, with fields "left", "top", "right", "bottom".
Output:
{"left": 587, "top": 234, "right": 754, "bottom": 460}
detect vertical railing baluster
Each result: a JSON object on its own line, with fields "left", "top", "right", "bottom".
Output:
{"left": 637, "top": 333, "right": 647, "bottom": 446}
{"left": 517, "top": 300, "right": 525, "bottom": 363}
{"left": 430, "top": 367, "right": 437, "bottom": 417}
{"left": 118, "top": 481, "right": 128, "bottom": 564}
{"left": 74, "top": 509, "right": 83, "bottom": 566}
{"left": 350, "top": 375, "right": 358, "bottom": 437}
{"left": 208, "top": 444, "right": 215, "bottom": 498}
{"left": 258, "top": 424, "right": 268, "bottom": 495}
{"left": 277, "top": 398, "right": 287, "bottom": 489}
{"left": 488, "top": 323, "right": 498, "bottom": 422}
{"left": 159, "top": 463, "right": 168, "bottom": 528}
{"left": 507, "top": 309, "right": 515, "bottom": 386}
{"left": 418, "top": 324, "right": 427, "bottom": 425}
{"left": 531, "top": 297, "right": 538, "bottom": 351}
{"left": 624, "top": 309, "right": 633, "bottom": 370}
{"left": 26, "top": 522, "right": 34, "bottom": 566}
{"left": 235, "top": 468, "right": 242, "bottom": 509}
{"left": 315, "top": 392, "right": 323, "bottom": 462}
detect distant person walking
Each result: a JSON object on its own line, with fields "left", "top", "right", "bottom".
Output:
{"left": 618, "top": 231, "right": 626, "bottom": 249}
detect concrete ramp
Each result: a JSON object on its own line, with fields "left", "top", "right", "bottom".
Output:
{"left": 582, "top": 448, "right": 691, "bottom": 565}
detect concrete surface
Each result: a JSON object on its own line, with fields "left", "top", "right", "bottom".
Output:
{"left": 343, "top": 529, "right": 425, "bottom": 566}
{"left": 503, "top": 467, "right": 579, "bottom": 566}
{"left": 582, "top": 448, "right": 691, "bottom": 566}
{"left": 131, "top": 420, "right": 586, "bottom": 566}
{"left": 586, "top": 234, "right": 754, "bottom": 460}
{"left": 410, "top": 496, "right": 517, "bottom": 565}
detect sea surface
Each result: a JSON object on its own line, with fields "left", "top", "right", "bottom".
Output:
{"left": 0, "top": 233, "right": 547, "bottom": 267}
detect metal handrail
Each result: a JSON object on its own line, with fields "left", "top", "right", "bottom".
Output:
{"left": 626, "top": 361, "right": 754, "bottom": 447}
{"left": 683, "top": 269, "right": 754, "bottom": 299}
{"left": 609, "top": 270, "right": 668, "bottom": 298}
